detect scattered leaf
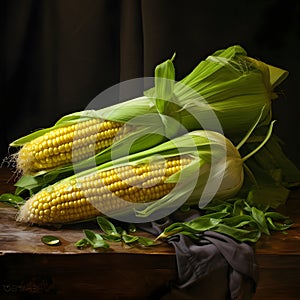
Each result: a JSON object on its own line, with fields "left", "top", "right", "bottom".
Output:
{"left": 41, "top": 235, "right": 61, "bottom": 246}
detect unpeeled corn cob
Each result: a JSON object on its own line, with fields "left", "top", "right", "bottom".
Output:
{"left": 17, "top": 129, "right": 248, "bottom": 225}
{"left": 10, "top": 95, "right": 153, "bottom": 176}
{"left": 16, "top": 118, "right": 128, "bottom": 175}
{"left": 17, "top": 155, "right": 193, "bottom": 224}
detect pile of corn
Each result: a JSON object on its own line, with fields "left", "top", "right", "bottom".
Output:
{"left": 5, "top": 45, "right": 300, "bottom": 225}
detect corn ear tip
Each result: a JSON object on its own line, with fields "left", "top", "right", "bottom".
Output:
{"left": 16, "top": 201, "right": 30, "bottom": 223}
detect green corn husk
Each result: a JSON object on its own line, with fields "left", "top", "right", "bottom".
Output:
{"left": 146, "top": 45, "right": 288, "bottom": 140}
{"left": 11, "top": 45, "right": 299, "bottom": 199}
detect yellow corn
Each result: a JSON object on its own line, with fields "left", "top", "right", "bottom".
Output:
{"left": 17, "top": 155, "right": 192, "bottom": 224}
{"left": 16, "top": 118, "right": 129, "bottom": 174}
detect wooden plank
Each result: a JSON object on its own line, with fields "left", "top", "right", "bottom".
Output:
{"left": 254, "top": 254, "right": 300, "bottom": 300}
{"left": 0, "top": 252, "right": 177, "bottom": 299}
{"left": 1, "top": 166, "right": 300, "bottom": 299}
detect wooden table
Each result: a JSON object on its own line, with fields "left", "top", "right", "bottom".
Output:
{"left": 1, "top": 167, "right": 300, "bottom": 299}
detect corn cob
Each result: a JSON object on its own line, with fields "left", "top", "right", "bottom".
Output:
{"left": 17, "top": 155, "right": 192, "bottom": 224}
{"left": 16, "top": 118, "right": 129, "bottom": 175}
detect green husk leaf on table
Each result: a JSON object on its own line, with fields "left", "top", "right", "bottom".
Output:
{"left": 121, "top": 233, "right": 139, "bottom": 244}
{"left": 96, "top": 216, "right": 120, "bottom": 236}
{"left": 82, "top": 229, "right": 110, "bottom": 249}
{"left": 75, "top": 218, "right": 158, "bottom": 248}
{"left": 213, "top": 224, "right": 262, "bottom": 243}
{"left": 136, "top": 236, "right": 158, "bottom": 247}
{"left": 251, "top": 206, "right": 270, "bottom": 235}
{"left": 41, "top": 235, "right": 61, "bottom": 246}
{"left": 221, "top": 215, "right": 255, "bottom": 228}
{"left": 0, "top": 193, "right": 26, "bottom": 208}
{"left": 156, "top": 193, "right": 293, "bottom": 244}
{"left": 74, "top": 238, "right": 91, "bottom": 249}
{"left": 266, "top": 217, "right": 293, "bottom": 231}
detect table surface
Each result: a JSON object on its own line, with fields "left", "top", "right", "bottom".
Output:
{"left": 1, "top": 166, "right": 300, "bottom": 300}
{"left": 1, "top": 167, "right": 300, "bottom": 256}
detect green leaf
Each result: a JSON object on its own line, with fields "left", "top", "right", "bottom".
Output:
{"left": 251, "top": 207, "right": 270, "bottom": 235}
{"left": 233, "top": 198, "right": 247, "bottom": 216}
{"left": 152, "top": 53, "right": 176, "bottom": 114}
{"left": 122, "top": 233, "right": 139, "bottom": 244}
{"left": 177, "top": 231, "right": 200, "bottom": 241}
{"left": 222, "top": 215, "right": 255, "bottom": 228}
{"left": 202, "top": 202, "right": 232, "bottom": 214}
{"left": 96, "top": 216, "right": 119, "bottom": 236}
{"left": 156, "top": 222, "right": 188, "bottom": 239}
{"left": 195, "top": 211, "right": 230, "bottom": 220}
{"left": 75, "top": 238, "right": 90, "bottom": 248}
{"left": 266, "top": 217, "right": 293, "bottom": 231}
{"left": 265, "top": 211, "right": 293, "bottom": 231}
{"left": 158, "top": 215, "right": 223, "bottom": 240}
{"left": 186, "top": 217, "right": 221, "bottom": 231}
{"left": 0, "top": 193, "right": 26, "bottom": 208}
{"left": 101, "top": 234, "right": 122, "bottom": 242}
{"left": 214, "top": 224, "right": 261, "bottom": 243}
{"left": 83, "top": 229, "right": 110, "bottom": 249}
{"left": 41, "top": 235, "right": 61, "bottom": 246}
{"left": 137, "top": 236, "right": 158, "bottom": 247}
{"left": 128, "top": 224, "right": 137, "bottom": 233}
{"left": 264, "top": 211, "right": 291, "bottom": 221}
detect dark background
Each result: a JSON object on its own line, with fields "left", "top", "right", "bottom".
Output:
{"left": 2, "top": 0, "right": 300, "bottom": 168}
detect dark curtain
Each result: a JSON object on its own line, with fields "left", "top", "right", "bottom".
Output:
{"left": 2, "top": 0, "right": 300, "bottom": 168}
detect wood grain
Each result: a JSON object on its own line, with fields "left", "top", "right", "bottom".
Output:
{"left": 1, "top": 167, "right": 300, "bottom": 299}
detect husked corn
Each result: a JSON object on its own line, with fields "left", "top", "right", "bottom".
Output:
{"left": 17, "top": 155, "right": 193, "bottom": 224}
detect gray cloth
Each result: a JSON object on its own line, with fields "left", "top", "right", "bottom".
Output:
{"left": 139, "top": 210, "right": 259, "bottom": 300}
{"left": 168, "top": 232, "right": 259, "bottom": 299}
